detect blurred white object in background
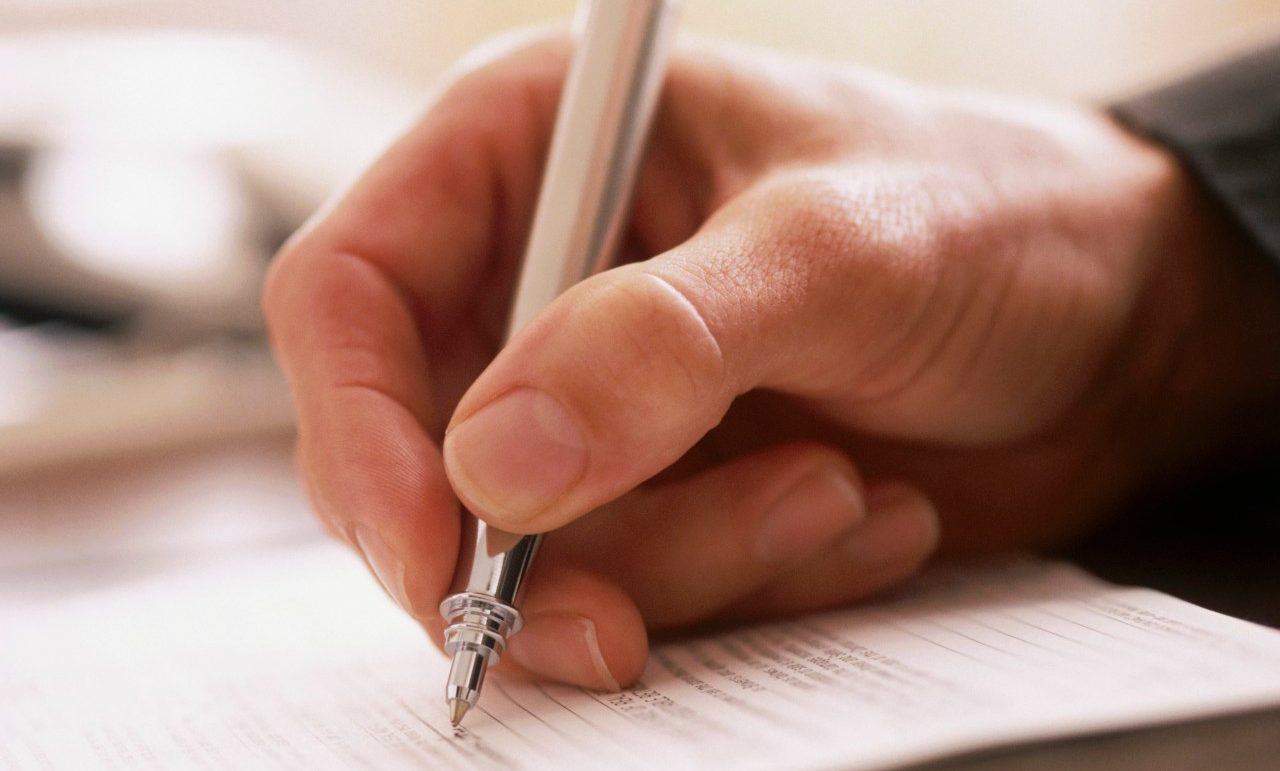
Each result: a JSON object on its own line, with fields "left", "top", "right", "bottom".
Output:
{"left": 0, "top": 30, "right": 420, "bottom": 336}
{"left": 25, "top": 146, "right": 252, "bottom": 303}
{"left": 0, "top": 31, "right": 421, "bottom": 473}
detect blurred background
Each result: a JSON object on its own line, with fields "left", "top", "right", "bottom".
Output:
{"left": 1, "top": 0, "right": 1278, "bottom": 479}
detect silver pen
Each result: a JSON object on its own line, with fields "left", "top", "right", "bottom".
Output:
{"left": 440, "top": 0, "right": 681, "bottom": 728}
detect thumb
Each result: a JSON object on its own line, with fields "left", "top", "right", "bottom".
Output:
{"left": 442, "top": 180, "right": 882, "bottom": 533}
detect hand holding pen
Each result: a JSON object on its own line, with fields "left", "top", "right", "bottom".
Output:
{"left": 265, "top": 0, "right": 1277, "bottom": 716}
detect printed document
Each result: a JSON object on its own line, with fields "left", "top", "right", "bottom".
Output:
{"left": 4, "top": 541, "right": 1280, "bottom": 770}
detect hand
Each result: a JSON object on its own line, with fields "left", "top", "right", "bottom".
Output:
{"left": 264, "top": 33, "right": 1279, "bottom": 690}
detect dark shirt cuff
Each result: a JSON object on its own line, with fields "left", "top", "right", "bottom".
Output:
{"left": 1111, "top": 42, "right": 1280, "bottom": 263}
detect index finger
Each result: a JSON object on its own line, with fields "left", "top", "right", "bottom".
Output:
{"left": 262, "top": 33, "right": 573, "bottom": 621}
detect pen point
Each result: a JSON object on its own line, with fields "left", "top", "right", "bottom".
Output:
{"left": 449, "top": 698, "right": 469, "bottom": 727}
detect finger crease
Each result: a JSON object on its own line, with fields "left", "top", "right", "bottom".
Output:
{"left": 641, "top": 271, "right": 731, "bottom": 399}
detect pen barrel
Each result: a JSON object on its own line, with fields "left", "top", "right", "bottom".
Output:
{"left": 442, "top": 0, "right": 681, "bottom": 682}
{"left": 447, "top": 0, "right": 679, "bottom": 604}
{"left": 504, "top": 0, "right": 681, "bottom": 340}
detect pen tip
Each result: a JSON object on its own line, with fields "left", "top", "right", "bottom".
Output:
{"left": 449, "top": 698, "right": 469, "bottom": 727}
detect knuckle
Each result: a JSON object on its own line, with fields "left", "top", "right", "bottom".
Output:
{"left": 756, "top": 171, "right": 862, "bottom": 262}
{"left": 565, "top": 270, "right": 728, "bottom": 425}
{"left": 440, "top": 27, "right": 571, "bottom": 107}
{"left": 733, "top": 169, "right": 952, "bottom": 392}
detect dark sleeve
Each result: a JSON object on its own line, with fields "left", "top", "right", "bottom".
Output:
{"left": 1111, "top": 42, "right": 1280, "bottom": 263}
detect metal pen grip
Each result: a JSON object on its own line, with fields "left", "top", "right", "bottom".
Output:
{"left": 447, "top": 519, "right": 541, "bottom": 607}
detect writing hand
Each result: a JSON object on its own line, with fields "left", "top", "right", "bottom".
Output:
{"left": 264, "top": 33, "right": 1277, "bottom": 691}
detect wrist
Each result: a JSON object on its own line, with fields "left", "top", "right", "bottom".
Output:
{"left": 1117, "top": 127, "right": 1280, "bottom": 494}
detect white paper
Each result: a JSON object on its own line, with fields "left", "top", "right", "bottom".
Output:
{"left": 5, "top": 541, "right": 1280, "bottom": 771}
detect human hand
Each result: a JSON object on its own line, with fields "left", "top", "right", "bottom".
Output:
{"left": 264, "top": 33, "right": 1277, "bottom": 690}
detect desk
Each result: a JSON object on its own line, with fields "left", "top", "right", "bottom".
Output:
{"left": 0, "top": 436, "right": 313, "bottom": 603}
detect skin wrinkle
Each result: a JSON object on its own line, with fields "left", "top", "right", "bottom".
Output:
{"left": 325, "top": 394, "right": 429, "bottom": 499}
{"left": 688, "top": 174, "right": 844, "bottom": 390}
{"left": 844, "top": 244, "right": 964, "bottom": 414}
{"left": 1031, "top": 245, "right": 1115, "bottom": 401}
{"left": 1066, "top": 184, "right": 1208, "bottom": 496}
{"left": 959, "top": 198, "right": 1100, "bottom": 421}
{"left": 770, "top": 186, "right": 850, "bottom": 379}
{"left": 846, "top": 164, "right": 1079, "bottom": 434}
{"left": 798, "top": 171, "right": 945, "bottom": 401}
{"left": 630, "top": 271, "right": 730, "bottom": 408}
{"left": 870, "top": 262, "right": 975, "bottom": 425}
{"left": 267, "top": 251, "right": 458, "bottom": 601}
{"left": 595, "top": 282, "right": 681, "bottom": 405}
{"left": 943, "top": 243, "right": 1025, "bottom": 412}
{"left": 1012, "top": 192, "right": 1142, "bottom": 423}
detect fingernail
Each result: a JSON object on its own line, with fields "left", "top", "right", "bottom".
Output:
{"left": 846, "top": 485, "right": 941, "bottom": 566}
{"left": 444, "top": 388, "right": 588, "bottom": 524}
{"left": 755, "top": 469, "right": 866, "bottom": 565}
{"left": 507, "top": 613, "right": 620, "bottom": 691}
{"left": 354, "top": 524, "right": 414, "bottom": 616}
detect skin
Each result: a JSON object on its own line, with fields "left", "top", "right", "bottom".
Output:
{"left": 264, "top": 32, "right": 1280, "bottom": 691}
